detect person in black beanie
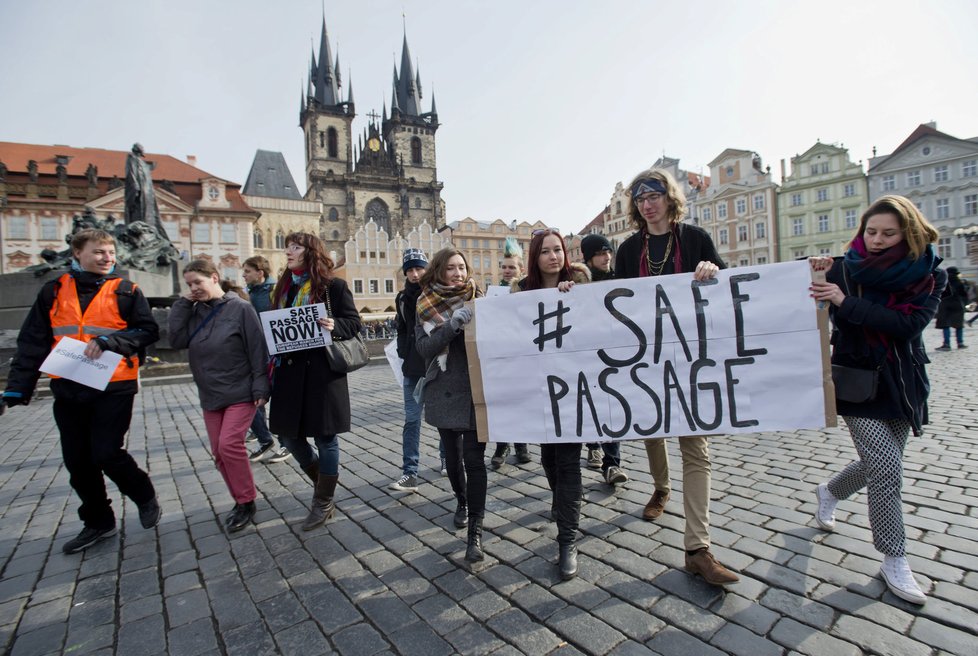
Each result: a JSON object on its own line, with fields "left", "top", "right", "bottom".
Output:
{"left": 389, "top": 248, "right": 443, "bottom": 491}
{"left": 579, "top": 234, "right": 628, "bottom": 485}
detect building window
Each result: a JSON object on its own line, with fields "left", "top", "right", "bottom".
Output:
{"left": 275, "top": 231, "right": 285, "bottom": 249}
{"left": 963, "top": 159, "right": 977, "bottom": 177}
{"left": 365, "top": 198, "right": 391, "bottom": 235}
{"left": 353, "top": 279, "right": 363, "bottom": 295}
{"left": 717, "top": 203, "right": 727, "bottom": 219}
{"left": 935, "top": 198, "right": 950, "bottom": 219}
{"left": 933, "top": 165, "right": 948, "bottom": 183}
{"left": 937, "top": 237, "right": 952, "bottom": 258}
{"left": 755, "top": 222, "right": 766, "bottom": 239}
{"left": 327, "top": 127, "right": 338, "bottom": 158}
{"left": 736, "top": 198, "right": 747, "bottom": 214}
{"left": 194, "top": 222, "right": 210, "bottom": 243}
{"left": 817, "top": 214, "right": 830, "bottom": 232}
{"left": 220, "top": 223, "right": 236, "bottom": 243}
{"left": 819, "top": 247, "right": 832, "bottom": 256}
{"left": 809, "top": 165, "right": 818, "bottom": 176}
{"left": 385, "top": 279, "right": 394, "bottom": 294}
{"left": 753, "top": 194, "right": 765, "bottom": 211}
{"left": 472, "top": 255, "right": 480, "bottom": 268}
{"left": 965, "top": 194, "right": 978, "bottom": 216}
{"left": 253, "top": 230, "right": 263, "bottom": 249}
{"left": 821, "top": 162, "right": 829, "bottom": 174}
{"left": 737, "top": 225, "right": 748, "bottom": 242}
{"left": 40, "top": 218, "right": 59, "bottom": 241}
{"left": 331, "top": 230, "right": 340, "bottom": 240}
{"left": 757, "top": 256, "right": 767, "bottom": 265}
{"left": 369, "top": 279, "right": 379, "bottom": 294}
{"left": 845, "top": 209, "right": 858, "bottom": 229}
{"left": 615, "top": 200, "right": 622, "bottom": 213}
{"left": 7, "top": 216, "right": 28, "bottom": 239}
{"left": 792, "top": 248, "right": 807, "bottom": 259}
{"left": 718, "top": 228, "right": 728, "bottom": 245}
{"left": 329, "top": 207, "right": 339, "bottom": 222}
{"left": 739, "top": 258, "right": 749, "bottom": 267}
{"left": 906, "top": 170, "right": 921, "bottom": 187}
{"left": 162, "top": 220, "right": 181, "bottom": 242}
{"left": 791, "top": 193, "right": 802, "bottom": 206}
{"left": 816, "top": 188, "right": 829, "bottom": 202}
{"left": 843, "top": 183, "right": 856, "bottom": 197}
{"left": 881, "top": 175, "right": 895, "bottom": 191}
{"left": 792, "top": 218, "right": 804, "bottom": 236}
{"left": 318, "top": 131, "right": 324, "bottom": 148}
{"left": 414, "top": 197, "right": 421, "bottom": 209}
{"left": 410, "top": 137, "right": 422, "bottom": 165}
{"left": 482, "top": 239, "right": 490, "bottom": 249}
{"left": 702, "top": 207, "right": 712, "bottom": 221}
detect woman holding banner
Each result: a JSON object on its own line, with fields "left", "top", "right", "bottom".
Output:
{"left": 615, "top": 168, "right": 739, "bottom": 587}
{"left": 269, "top": 233, "right": 361, "bottom": 531}
{"left": 415, "top": 248, "right": 487, "bottom": 563}
{"left": 810, "top": 195, "right": 945, "bottom": 605}
{"left": 515, "top": 229, "right": 591, "bottom": 580}
{"left": 169, "top": 260, "right": 270, "bottom": 532}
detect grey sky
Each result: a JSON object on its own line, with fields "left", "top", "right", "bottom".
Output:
{"left": 2, "top": 0, "right": 976, "bottom": 234}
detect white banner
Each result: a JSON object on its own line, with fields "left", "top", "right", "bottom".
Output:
{"left": 384, "top": 338, "right": 404, "bottom": 386}
{"left": 466, "top": 260, "right": 833, "bottom": 444}
{"left": 260, "top": 304, "right": 332, "bottom": 355}
{"left": 40, "top": 337, "right": 124, "bottom": 390}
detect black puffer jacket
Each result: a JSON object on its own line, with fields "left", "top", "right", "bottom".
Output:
{"left": 827, "top": 258, "right": 947, "bottom": 436}
{"left": 395, "top": 281, "right": 426, "bottom": 377}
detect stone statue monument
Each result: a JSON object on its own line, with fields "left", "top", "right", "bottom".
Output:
{"left": 124, "top": 143, "right": 167, "bottom": 235}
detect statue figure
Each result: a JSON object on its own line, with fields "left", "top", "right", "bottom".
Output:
{"left": 86, "top": 163, "right": 98, "bottom": 186}
{"left": 27, "top": 160, "right": 38, "bottom": 182}
{"left": 0, "top": 159, "right": 7, "bottom": 181}
{"left": 56, "top": 163, "right": 68, "bottom": 183}
{"left": 124, "top": 143, "right": 166, "bottom": 235}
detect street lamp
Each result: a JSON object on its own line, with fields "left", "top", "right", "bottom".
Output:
{"left": 953, "top": 225, "right": 978, "bottom": 241}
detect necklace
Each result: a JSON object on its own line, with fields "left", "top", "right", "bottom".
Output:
{"left": 646, "top": 231, "right": 674, "bottom": 277}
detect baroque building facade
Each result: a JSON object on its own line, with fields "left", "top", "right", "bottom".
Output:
{"left": 0, "top": 142, "right": 257, "bottom": 277}
{"left": 867, "top": 122, "right": 978, "bottom": 275}
{"left": 297, "top": 20, "right": 445, "bottom": 258}
{"left": 691, "top": 149, "right": 778, "bottom": 267}
{"left": 776, "top": 142, "right": 868, "bottom": 261}
{"left": 439, "top": 218, "right": 549, "bottom": 290}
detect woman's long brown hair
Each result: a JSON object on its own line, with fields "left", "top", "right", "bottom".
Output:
{"left": 271, "top": 232, "right": 335, "bottom": 305}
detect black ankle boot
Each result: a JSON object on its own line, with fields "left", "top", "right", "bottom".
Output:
{"left": 453, "top": 502, "right": 468, "bottom": 529}
{"left": 465, "top": 519, "right": 484, "bottom": 562}
{"left": 558, "top": 543, "right": 578, "bottom": 580}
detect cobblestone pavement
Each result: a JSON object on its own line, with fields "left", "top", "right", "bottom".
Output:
{"left": 1, "top": 330, "right": 976, "bottom": 656}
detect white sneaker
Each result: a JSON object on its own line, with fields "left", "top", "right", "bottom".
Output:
{"left": 814, "top": 483, "right": 837, "bottom": 531}
{"left": 880, "top": 555, "right": 926, "bottom": 604}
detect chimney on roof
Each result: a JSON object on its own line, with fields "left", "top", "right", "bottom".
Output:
{"left": 780, "top": 158, "right": 786, "bottom": 182}
{"left": 187, "top": 155, "right": 197, "bottom": 166}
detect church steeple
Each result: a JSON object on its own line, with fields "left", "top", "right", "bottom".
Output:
{"left": 392, "top": 31, "right": 422, "bottom": 116}
{"left": 311, "top": 18, "right": 341, "bottom": 107}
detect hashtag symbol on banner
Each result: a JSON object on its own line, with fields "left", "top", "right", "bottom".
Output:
{"left": 532, "top": 300, "right": 571, "bottom": 352}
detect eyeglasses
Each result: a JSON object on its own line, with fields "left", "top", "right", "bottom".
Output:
{"left": 285, "top": 244, "right": 306, "bottom": 252}
{"left": 531, "top": 227, "right": 561, "bottom": 237}
{"left": 634, "top": 193, "right": 664, "bottom": 206}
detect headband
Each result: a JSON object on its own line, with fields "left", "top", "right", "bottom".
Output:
{"left": 632, "top": 178, "right": 667, "bottom": 198}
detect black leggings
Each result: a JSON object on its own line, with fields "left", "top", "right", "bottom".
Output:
{"left": 439, "top": 429, "right": 487, "bottom": 520}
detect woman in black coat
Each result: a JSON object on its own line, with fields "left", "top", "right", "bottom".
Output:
{"left": 269, "top": 232, "right": 361, "bottom": 531}
{"left": 810, "top": 195, "right": 946, "bottom": 605}
{"left": 934, "top": 266, "right": 967, "bottom": 350}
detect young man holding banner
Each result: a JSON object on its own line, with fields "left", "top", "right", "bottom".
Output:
{"left": 614, "top": 168, "right": 738, "bottom": 586}
{"left": 1, "top": 229, "right": 161, "bottom": 554}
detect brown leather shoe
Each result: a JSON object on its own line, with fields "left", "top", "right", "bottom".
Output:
{"left": 642, "top": 490, "right": 670, "bottom": 521}
{"left": 685, "top": 548, "right": 739, "bottom": 586}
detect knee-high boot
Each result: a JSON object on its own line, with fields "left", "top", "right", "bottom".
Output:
{"left": 302, "top": 474, "right": 337, "bottom": 531}
{"left": 465, "top": 518, "right": 484, "bottom": 562}
{"left": 301, "top": 461, "right": 319, "bottom": 485}
{"left": 554, "top": 483, "right": 581, "bottom": 580}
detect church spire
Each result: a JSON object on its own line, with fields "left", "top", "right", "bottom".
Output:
{"left": 312, "top": 17, "right": 341, "bottom": 106}
{"left": 392, "top": 30, "right": 421, "bottom": 116}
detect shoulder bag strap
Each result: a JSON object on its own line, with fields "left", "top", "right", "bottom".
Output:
{"left": 189, "top": 301, "right": 227, "bottom": 342}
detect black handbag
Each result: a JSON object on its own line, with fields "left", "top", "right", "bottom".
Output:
{"left": 831, "top": 364, "right": 880, "bottom": 403}
{"left": 323, "top": 283, "right": 369, "bottom": 374}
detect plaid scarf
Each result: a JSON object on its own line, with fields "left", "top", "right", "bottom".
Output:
{"left": 843, "top": 236, "right": 937, "bottom": 351}
{"left": 416, "top": 279, "right": 477, "bottom": 370}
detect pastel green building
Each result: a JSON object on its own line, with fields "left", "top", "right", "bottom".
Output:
{"left": 777, "top": 142, "right": 868, "bottom": 262}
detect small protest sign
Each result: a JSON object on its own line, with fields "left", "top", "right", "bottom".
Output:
{"left": 40, "top": 337, "right": 124, "bottom": 390}
{"left": 260, "top": 303, "right": 332, "bottom": 355}
{"left": 384, "top": 338, "right": 404, "bottom": 386}
{"left": 464, "top": 260, "right": 835, "bottom": 444}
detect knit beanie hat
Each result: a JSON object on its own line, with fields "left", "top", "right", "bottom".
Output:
{"left": 581, "top": 234, "right": 613, "bottom": 262}
{"left": 402, "top": 248, "right": 428, "bottom": 273}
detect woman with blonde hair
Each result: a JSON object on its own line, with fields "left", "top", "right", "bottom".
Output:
{"left": 415, "top": 247, "right": 487, "bottom": 562}
{"left": 269, "top": 232, "right": 361, "bottom": 531}
{"left": 614, "top": 167, "right": 739, "bottom": 586}
{"left": 811, "top": 195, "right": 945, "bottom": 604}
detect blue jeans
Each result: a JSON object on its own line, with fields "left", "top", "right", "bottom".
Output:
{"left": 402, "top": 375, "right": 422, "bottom": 476}
{"left": 251, "top": 406, "right": 274, "bottom": 448}
{"left": 282, "top": 434, "right": 340, "bottom": 476}
{"left": 942, "top": 326, "right": 964, "bottom": 346}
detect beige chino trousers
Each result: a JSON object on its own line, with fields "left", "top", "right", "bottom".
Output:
{"left": 644, "top": 435, "right": 711, "bottom": 551}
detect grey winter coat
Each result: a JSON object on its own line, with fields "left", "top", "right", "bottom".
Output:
{"left": 169, "top": 292, "right": 270, "bottom": 411}
{"left": 415, "top": 314, "right": 476, "bottom": 431}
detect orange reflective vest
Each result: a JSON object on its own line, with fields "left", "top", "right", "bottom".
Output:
{"left": 49, "top": 274, "right": 138, "bottom": 382}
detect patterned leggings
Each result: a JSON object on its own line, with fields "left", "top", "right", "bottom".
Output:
{"left": 827, "top": 416, "right": 911, "bottom": 557}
